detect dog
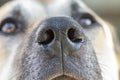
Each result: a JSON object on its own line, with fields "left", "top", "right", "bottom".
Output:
{"left": 0, "top": 0, "right": 119, "bottom": 80}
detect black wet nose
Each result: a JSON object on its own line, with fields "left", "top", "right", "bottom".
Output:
{"left": 36, "top": 17, "right": 85, "bottom": 55}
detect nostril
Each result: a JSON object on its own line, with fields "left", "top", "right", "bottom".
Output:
{"left": 68, "top": 28, "right": 83, "bottom": 43}
{"left": 38, "top": 29, "right": 54, "bottom": 45}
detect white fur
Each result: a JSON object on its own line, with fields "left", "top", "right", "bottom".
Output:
{"left": 0, "top": 44, "right": 18, "bottom": 80}
{"left": 14, "top": 0, "right": 47, "bottom": 23}
{"left": 101, "top": 23, "right": 119, "bottom": 80}
{"left": 46, "top": 0, "right": 71, "bottom": 17}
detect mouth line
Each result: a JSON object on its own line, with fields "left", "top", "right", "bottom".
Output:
{"left": 51, "top": 75, "right": 77, "bottom": 80}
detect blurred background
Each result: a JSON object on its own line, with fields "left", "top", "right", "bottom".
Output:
{"left": 0, "top": 0, "right": 120, "bottom": 39}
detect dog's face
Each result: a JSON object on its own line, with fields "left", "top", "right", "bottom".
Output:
{"left": 0, "top": 0, "right": 119, "bottom": 80}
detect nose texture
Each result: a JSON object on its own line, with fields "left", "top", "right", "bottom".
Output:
{"left": 36, "top": 17, "right": 85, "bottom": 56}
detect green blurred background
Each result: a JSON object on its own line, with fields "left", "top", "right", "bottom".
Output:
{"left": 0, "top": 0, "right": 120, "bottom": 39}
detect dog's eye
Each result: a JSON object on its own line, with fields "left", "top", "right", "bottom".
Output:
{"left": 0, "top": 18, "right": 17, "bottom": 34}
{"left": 1, "top": 22, "right": 16, "bottom": 33}
{"left": 80, "top": 18, "right": 93, "bottom": 27}
{"left": 79, "top": 13, "right": 96, "bottom": 27}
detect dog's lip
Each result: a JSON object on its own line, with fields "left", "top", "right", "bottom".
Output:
{"left": 50, "top": 75, "right": 77, "bottom": 80}
{"left": 49, "top": 74, "right": 78, "bottom": 80}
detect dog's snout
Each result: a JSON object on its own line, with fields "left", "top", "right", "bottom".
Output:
{"left": 36, "top": 17, "right": 85, "bottom": 55}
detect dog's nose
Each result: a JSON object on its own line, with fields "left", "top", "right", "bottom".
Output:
{"left": 36, "top": 17, "right": 85, "bottom": 56}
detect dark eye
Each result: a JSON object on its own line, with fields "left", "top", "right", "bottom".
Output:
{"left": 0, "top": 18, "right": 17, "bottom": 34}
{"left": 79, "top": 13, "right": 96, "bottom": 27}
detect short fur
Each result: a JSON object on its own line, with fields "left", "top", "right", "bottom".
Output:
{"left": 0, "top": 0, "right": 119, "bottom": 80}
